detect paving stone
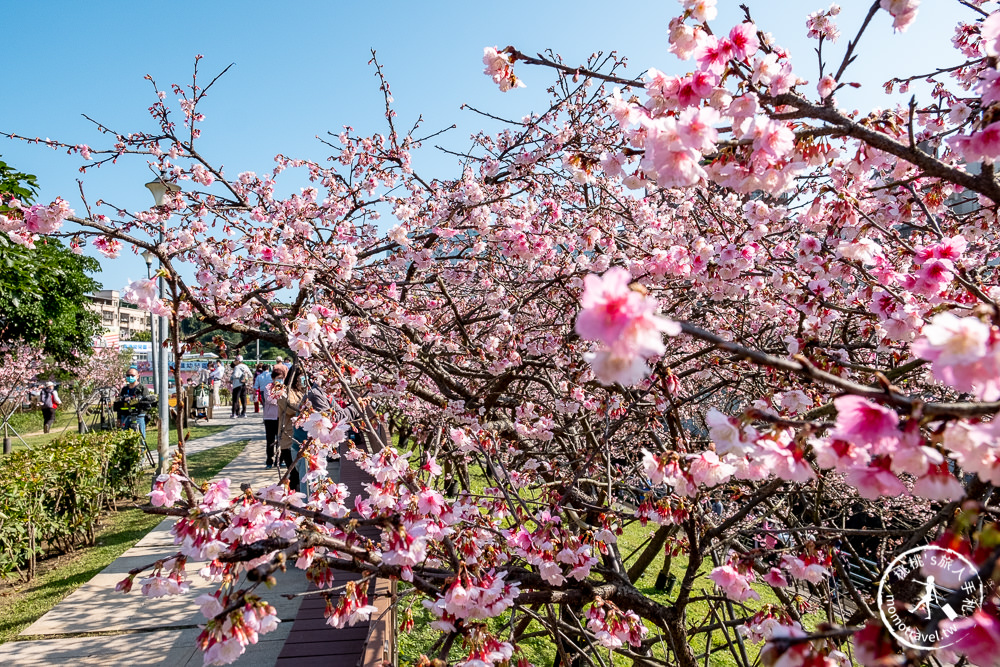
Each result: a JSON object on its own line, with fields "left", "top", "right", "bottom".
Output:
{"left": 10, "top": 420, "right": 305, "bottom": 666}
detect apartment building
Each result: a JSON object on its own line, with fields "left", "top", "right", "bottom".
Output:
{"left": 86, "top": 290, "right": 154, "bottom": 342}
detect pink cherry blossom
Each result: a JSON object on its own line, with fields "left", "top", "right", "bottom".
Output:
{"left": 705, "top": 408, "right": 755, "bottom": 456}
{"left": 940, "top": 608, "right": 1000, "bottom": 664}
{"left": 482, "top": 47, "right": 525, "bottom": 92}
{"left": 763, "top": 567, "right": 788, "bottom": 588}
{"left": 683, "top": 0, "right": 717, "bottom": 23}
{"left": 688, "top": 451, "right": 736, "bottom": 488}
{"left": 914, "top": 313, "right": 1000, "bottom": 400}
{"left": 983, "top": 12, "right": 1000, "bottom": 57}
{"left": 19, "top": 198, "right": 73, "bottom": 234}
{"left": 149, "top": 474, "right": 185, "bottom": 507}
{"left": 880, "top": 0, "right": 919, "bottom": 32}
{"left": 728, "top": 23, "right": 759, "bottom": 61}
{"left": 751, "top": 118, "right": 795, "bottom": 159}
{"left": 576, "top": 268, "right": 648, "bottom": 345}
{"left": 756, "top": 436, "right": 815, "bottom": 483}
{"left": 912, "top": 463, "right": 965, "bottom": 501}
{"left": 844, "top": 458, "right": 908, "bottom": 499}
{"left": 817, "top": 75, "right": 837, "bottom": 99}
{"left": 806, "top": 4, "right": 842, "bottom": 42}
{"left": 708, "top": 564, "right": 759, "bottom": 602}
{"left": 944, "top": 419, "right": 1000, "bottom": 485}
{"left": 576, "top": 268, "right": 679, "bottom": 385}
{"left": 780, "top": 554, "right": 830, "bottom": 584}
{"left": 124, "top": 278, "right": 173, "bottom": 318}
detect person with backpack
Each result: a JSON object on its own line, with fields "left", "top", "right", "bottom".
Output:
{"left": 230, "top": 356, "right": 252, "bottom": 418}
{"left": 38, "top": 381, "right": 62, "bottom": 433}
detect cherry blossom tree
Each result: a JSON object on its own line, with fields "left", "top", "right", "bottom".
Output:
{"left": 0, "top": 339, "right": 46, "bottom": 445}
{"left": 52, "top": 345, "right": 133, "bottom": 433}
{"left": 9, "top": 0, "right": 1000, "bottom": 665}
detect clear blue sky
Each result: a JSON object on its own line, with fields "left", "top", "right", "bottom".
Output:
{"left": 2, "top": 0, "right": 967, "bottom": 291}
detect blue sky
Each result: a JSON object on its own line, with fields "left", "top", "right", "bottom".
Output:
{"left": 2, "top": 0, "right": 970, "bottom": 291}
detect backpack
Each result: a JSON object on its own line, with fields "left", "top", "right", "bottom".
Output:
{"left": 40, "top": 388, "right": 56, "bottom": 409}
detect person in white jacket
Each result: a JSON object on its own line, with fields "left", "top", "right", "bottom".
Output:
{"left": 39, "top": 381, "right": 62, "bottom": 433}
{"left": 230, "top": 356, "right": 252, "bottom": 418}
{"left": 207, "top": 361, "right": 224, "bottom": 419}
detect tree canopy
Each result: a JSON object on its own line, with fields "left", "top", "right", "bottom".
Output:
{"left": 0, "top": 157, "right": 101, "bottom": 360}
{"left": 9, "top": 2, "right": 1000, "bottom": 665}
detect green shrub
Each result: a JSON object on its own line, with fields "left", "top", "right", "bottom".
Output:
{"left": 5, "top": 409, "right": 42, "bottom": 434}
{"left": 0, "top": 429, "right": 147, "bottom": 581}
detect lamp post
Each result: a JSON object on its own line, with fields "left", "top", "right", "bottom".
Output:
{"left": 141, "top": 249, "right": 157, "bottom": 397}
{"left": 145, "top": 177, "right": 181, "bottom": 476}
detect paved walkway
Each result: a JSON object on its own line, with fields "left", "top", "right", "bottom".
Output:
{"left": 0, "top": 414, "right": 304, "bottom": 666}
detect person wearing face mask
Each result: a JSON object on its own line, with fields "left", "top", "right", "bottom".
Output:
{"left": 115, "top": 366, "right": 154, "bottom": 440}
{"left": 262, "top": 365, "right": 285, "bottom": 469}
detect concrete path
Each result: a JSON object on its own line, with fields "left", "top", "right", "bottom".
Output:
{"left": 0, "top": 414, "right": 302, "bottom": 666}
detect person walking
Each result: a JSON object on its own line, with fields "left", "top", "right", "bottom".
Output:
{"left": 38, "top": 381, "right": 62, "bottom": 433}
{"left": 230, "top": 356, "right": 252, "bottom": 418}
{"left": 276, "top": 367, "right": 307, "bottom": 490}
{"left": 252, "top": 364, "right": 266, "bottom": 413}
{"left": 262, "top": 365, "right": 283, "bottom": 468}
{"left": 254, "top": 363, "right": 272, "bottom": 417}
{"left": 207, "top": 361, "right": 224, "bottom": 419}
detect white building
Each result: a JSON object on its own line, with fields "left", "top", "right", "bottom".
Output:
{"left": 86, "top": 290, "right": 154, "bottom": 344}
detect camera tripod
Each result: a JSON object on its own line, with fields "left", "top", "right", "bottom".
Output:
{"left": 89, "top": 387, "right": 117, "bottom": 431}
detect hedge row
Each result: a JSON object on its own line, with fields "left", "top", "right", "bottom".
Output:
{"left": 0, "top": 429, "right": 147, "bottom": 580}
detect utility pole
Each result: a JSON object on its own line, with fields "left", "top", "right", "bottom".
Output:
{"left": 146, "top": 177, "right": 181, "bottom": 476}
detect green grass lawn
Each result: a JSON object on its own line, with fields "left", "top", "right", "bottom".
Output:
{"left": 389, "top": 442, "right": 844, "bottom": 666}
{"left": 0, "top": 438, "right": 248, "bottom": 644}
{"left": 4, "top": 419, "right": 232, "bottom": 455}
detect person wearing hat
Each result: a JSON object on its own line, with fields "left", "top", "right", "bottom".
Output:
{"left": 38, "top": 381, "right": 62, "bottom": 433}
{"left": 230, "top": 355, "right": 252, "bottom": 418}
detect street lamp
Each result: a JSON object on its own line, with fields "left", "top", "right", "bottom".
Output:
{"left": 145, "top": 176, "right": 181, "bottom": 476}
{"left": 141, "top": 249, "right": 157, "bottom": 397}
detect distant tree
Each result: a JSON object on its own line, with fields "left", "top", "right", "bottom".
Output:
{"left": 129, "top": 330, "right": 152, "bottom": 342}
{"left": 0, "top": 157, "right": 101, "bottom": 360}
{"left": 0, "top": 339, "right": 46, "bottom": 436}
{"left": 47, "top": 346, "right": 132, "bottom": 433}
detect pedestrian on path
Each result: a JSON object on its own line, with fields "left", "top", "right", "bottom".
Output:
{"left": 277, "top": 367, "right": 307, "bottom": 491}
{"left": 208, "top": 361, "right": 223, "bottom": 418}
{"left": 230, "top": 356, "right": 252, "bottom": 418}
{"left": 39, "top": 381, "right": 62, "bottom": 433}
{"left": 252, "top": 364, "right": 267, "bottom": 413}
{"left": 262, "top": 365, "right": 283, "bottom": 468}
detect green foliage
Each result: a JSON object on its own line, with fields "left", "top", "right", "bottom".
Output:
{"left": 0, "top": 157, "right": 102, "bottom": 360}
{"left": 0, "top": 237, "right": 102, "bottom": 361}
{"left": 178, "top": 315, "right": 289, "bottom": 360}
{"left": 5, "top": 409, "right": 43, "bottom": 434}
{"left": 0, "top": 158, "right": 39, "bottom": 208}
{"left": 0, "top": 439, "right": 248, "bottom": 643}
{"left": 0, "top": 428, "right": 146, "bottom": 581}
